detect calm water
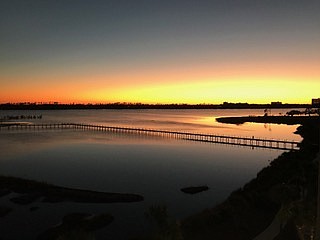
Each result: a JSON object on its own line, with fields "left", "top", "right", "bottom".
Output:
{"left": 0, "top": 109, "right": 301, "bottom": 239}
{"left": 1, "top": 108, "right": 301, "bottom": 140}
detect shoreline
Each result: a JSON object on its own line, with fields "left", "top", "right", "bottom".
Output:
{"left": 181, "top": 117, "right": 319, "bottom": 239}
{"left": 0, "top": 103, "right": 313, "bottom": 110}
{"left": 216, "top": 115, "right": 319, "bottom": 125}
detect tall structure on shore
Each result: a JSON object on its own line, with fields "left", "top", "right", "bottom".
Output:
{"left": 312, "top": 98, "right": 320, "bottom": 107}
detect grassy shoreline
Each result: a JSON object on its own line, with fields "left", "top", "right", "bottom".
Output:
{"left": 181, "top": 117, "right": 319, "bottom": 239}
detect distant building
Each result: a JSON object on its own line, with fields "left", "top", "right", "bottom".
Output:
{"left": 271, "top": 101, "right": 282, "bottom": 106}
{"left": 312, "top": 98, "right": 320, "bottom": 107}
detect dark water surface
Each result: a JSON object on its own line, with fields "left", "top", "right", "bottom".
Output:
{"left": 0, "top": 109, "right": 300, "bottom": 239}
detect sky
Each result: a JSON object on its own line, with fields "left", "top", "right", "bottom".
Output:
{"left": 1, "top": 0, "right": 319, "bottom": 104}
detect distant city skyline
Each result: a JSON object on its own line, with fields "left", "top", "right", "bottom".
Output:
{"left": 1, "top": 0, "right": 319, "bottom": 104}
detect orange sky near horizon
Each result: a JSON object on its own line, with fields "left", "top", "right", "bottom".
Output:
{"left": 1, "top": 60, "right": 319, "bottom": 104}
{"left": 1, "top": 1, "right": 319, "bottom": 105}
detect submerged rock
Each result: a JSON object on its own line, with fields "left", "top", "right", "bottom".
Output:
{"left": 37, "top": 212, "right": 114, "bottom": 240}
{"left": 10, "top": 193, "right": 41, "bottom": 205}
{"left": 0, "top": 189, "right": 11, "bottom": 197}
{"left": 0, "top": 206, "right": 12, "bottom": 217}
{"left": 30, "top": 206, "right": 39, "bottom": 212}
{"left": 181, "top": 186, "right": 209, "bottom": 194}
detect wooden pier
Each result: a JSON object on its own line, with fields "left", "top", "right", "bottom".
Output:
{"left": 0, "top": 123, "right": 300, "bottom": 150}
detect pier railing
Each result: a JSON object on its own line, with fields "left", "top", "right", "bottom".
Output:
{"left": 1, "top": 123, "right": 300, "bottom": 150}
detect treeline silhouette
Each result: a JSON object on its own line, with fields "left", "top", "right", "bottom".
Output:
{"left": 0, "top": 102, "right": 311, "bottom": 110}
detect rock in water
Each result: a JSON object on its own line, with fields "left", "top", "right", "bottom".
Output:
{"left": 181, "top": 186, "right": 209, "bottom": 194}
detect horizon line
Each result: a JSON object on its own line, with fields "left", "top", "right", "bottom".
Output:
{"left": 0, "top": 101, "right": 315, "bottom": 106}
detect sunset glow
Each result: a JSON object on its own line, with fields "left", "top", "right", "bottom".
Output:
{"left": 1, "top": 1, "right": 319, "bottom": 104}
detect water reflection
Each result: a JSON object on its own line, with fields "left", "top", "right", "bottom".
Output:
{"left": 0, "top": 109, "right": 302, "bottom": 141}
{"left": 0, "top": 109, "right": 301, "bottom": 239}
{"left": 0, "top": 129, "right": 282, "bottom": 239}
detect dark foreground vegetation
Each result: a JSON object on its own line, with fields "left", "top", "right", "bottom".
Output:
{"left": 180, "top": 117, "right": 319, "bottom": 240}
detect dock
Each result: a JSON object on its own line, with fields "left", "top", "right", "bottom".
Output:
{"left": 1, "top": 123, "right": 300, "bottom": 150}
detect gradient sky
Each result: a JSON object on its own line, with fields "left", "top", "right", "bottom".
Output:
{"left": 1, "top": 0, "right": 319, "bottom": 104}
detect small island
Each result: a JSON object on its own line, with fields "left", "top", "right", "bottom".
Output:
{"left": 0, "top": 175, "right": 144, "bottom": 205}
